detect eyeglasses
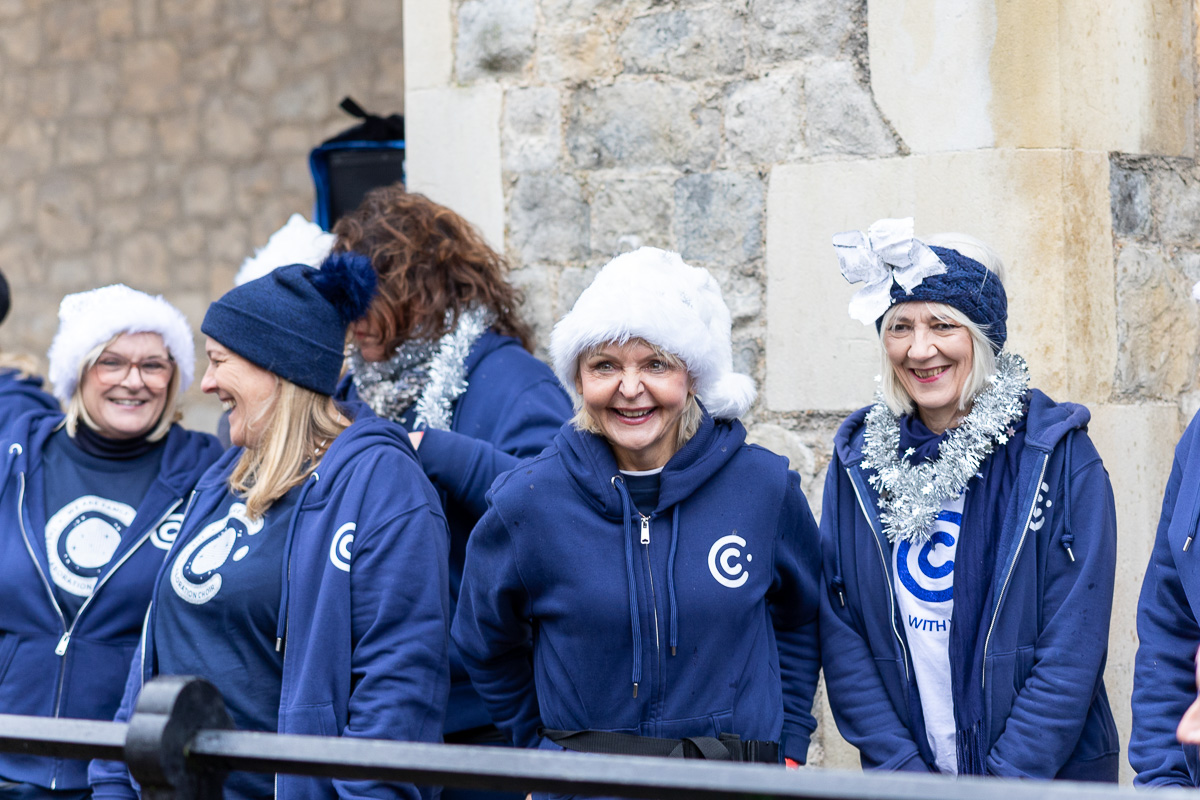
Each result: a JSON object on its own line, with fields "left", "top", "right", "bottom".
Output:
{"left": 92, "top": 353, "right": 175, "bottom": 388}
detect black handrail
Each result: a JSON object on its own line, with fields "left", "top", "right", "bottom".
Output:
{"left": 0, "top": 676, "right": 1192, "bottom": 800}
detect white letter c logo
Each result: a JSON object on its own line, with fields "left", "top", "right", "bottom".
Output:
{"left": 329, "top": 522, "right": 355, "bottom": 572}
{"left": 708, "top": 534, "right": 749, "bottom": 588}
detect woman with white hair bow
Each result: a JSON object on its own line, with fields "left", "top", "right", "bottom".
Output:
{"left": 0, "top": 285, "right": 222, "bottom": 800}
{"left": 452, "top": 248, "right": 821, "bottom": 796}
{"left": 819, "top": 219, "right": 1119, "bottom": 780}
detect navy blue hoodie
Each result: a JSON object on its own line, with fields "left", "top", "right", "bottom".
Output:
{"left": 452, "top": 412, "right": 822, "bottom": 773}
{"left": 1131, "top": 410, "right": 1200, "bottom": 786}
{"left": 0, "top": 369, "right": 58, "bottom": 434}
{"left": 0, "top": 411, "right": 222, "bottom": 790}
{"left": 89, "top": 410, "right": 452, "bottom": 800}
{"left": 340, "top": 331, "right": 571, "bottom": 733}
{"left": 820, "top": 389, "right": 1118, "bottom": 779}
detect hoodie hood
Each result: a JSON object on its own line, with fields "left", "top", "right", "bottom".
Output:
{"left": 554, "top": 404, "right": 748, "bottom": 519}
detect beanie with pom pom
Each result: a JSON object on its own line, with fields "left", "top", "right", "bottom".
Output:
{"left": 202, "top": 252, "right": 377, "bottom": 395}
{"left": 550, "top": 247, "right": 756, "bottom": 420}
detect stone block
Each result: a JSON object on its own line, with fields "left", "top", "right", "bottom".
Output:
{"left": 208, "top": 219, "right": 252, "bottom": 270}
{"left": 869, "top": 0, "right": 1192, "bottom": 155}
{"left": 28, "top": 69, "right": 71, "bottom": 120}
{"left": 557, "top": 264, "right": 602, "bottom": 321}
{"left": 291, "top": 29, "right": 352, "bottom": 69}
{"left": 674, "top": 171, "right": 764, "bottom": 264}
{"left": 749, "top": 0, "right": 854, "bottom": 62}
{"left": 267, "top": 0, "right": 307, "bottom": 40}
{"left": 44, "top": 3, "right": 96, "bottom": 61}
{"left": 502, "top": 86, "right": 562, "bottom": 173}
{"left": 96, "top": 202, "right": 142, "bottom": 237}
{"left": 0, "top": 121, "right": 54, "bottom": 182}
{"left": 1151, "top": 167, "right": 1200, "bottom": 246}
{"left": 566, "top": 80, "right": 720, "bottom": 170}
{"left": 203, "top": 94, "right": 263, "bottom": 156}
{"left": 765, "top": 150, "right": 1116, "bottom": 412}
{"left": 237, "top": 47, "right": 281, "bottom": 92}
{"left": 540, "top": 0, "right": 622, "bottom": 24}
{"left": 57, "top": 121, "right": 107, "bottom": 166}
{"left": 97, "top": 0, "right": 136, "bottom": 38}
{"left": 508, "top": 265, "right": 556, "bottom": 354}
{"left": 1114, "top": 242, "right": 1200, "bottom": 398}
{"left": 403, "top": 0, "right": 452, "bottom": 90}
{"left": 406, "top": 85, "right": 505, "bottom": 250}
{"left": 0, "top": 16, "right": 39, "bottom": 66}
{"left": 167, "top": 222, "right": 206, "bottom": 258}
{"left": 116, "top": 232, "right": 169, "bottom": 291}
{"left": 804, "top": 61, "right": 896, "bottom": 157}
{"left": 1087, "top": 403, "right": 1180, "bottom": 786}
{"left": 590, "top": 174, "right": 674, "bottom": 256}
{"left": 725, "top": 69, "right": 805, "bottom": 165}
{"left": 121, "top": 40, "right": 182, "bottom": 114}
{"left": 48, "top": 257, "right": 95, "bottom": 290}
{"left": 231, "top": 162, "right": 280, "bottom": 215}
{"left": 618, "top": 6, "right": 745, "bottom": 80}
{"left": 708, "top": 264, "right": 763, "bottom": 324}
{"left": 509, "top": 173, "right": 590, "bottom": 264}
{"left": 350, "top": 0, "right": 401, "bottom": 31}
{"left": 536, "top": 26, "right": 618, "bottom": 85}
{"left": 272, "top": 74, "right": 331, "bottom": 123}
{"left": 181, "top": 165, "right": 232, "bottom": 219}
{"left": 745, "top": 422, "right": 816, "bottom": 478}
{"left": 36, "top": 175, "right": 95, "bottom": 254}
{"left": 71, "top": 64, "right": 122, "bottom": 118}
{"left": 1111, "top": 161, "right": 1152, "bottom": 238}
{"left": 110, "top": 117, "right": 154, "bottom": 158}
{"left": 99, "top": 162, "right": 150, "bottom": 201}
{"left": 157, "top": 114, "right": 200, "bottom": 158}
{"left": 456, "top": 0, "right": 535, "bottom": 82}
{"left": 187, "top": 44, "right": 240, "bottom": 83}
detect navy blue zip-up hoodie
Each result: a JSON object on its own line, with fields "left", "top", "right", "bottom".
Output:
{"left": 0, "top": 370, "right": 58, "bottom": 434}
{"left": 340, "top": 330, "right": 571, "bottom": 733}
{"left": 1131, "top": 410, "right": 1200, "bottom": 786}
{"left": 89, "top": 410, "right": 451, "bottom": 800}
{"left": 452, "top": 412, "right": 822, "bottom": 774}
{"left": 820, "top": 389, "right": 1118, "bottom": 779}
{"left": 0, "top": 411, "right": 222, "bottom": 790}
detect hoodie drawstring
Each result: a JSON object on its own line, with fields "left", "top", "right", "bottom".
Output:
{"left": 667, "top": 506, "right": 680, "bottom": 656}
{"left": 1060, "top": 431, "right": 1076, "bottom": 562}
{"left": 275, "top": 473, "right": 320, "bottom": 653}
{"left": 611, "top": 476, "right": 642, "bottom": 697}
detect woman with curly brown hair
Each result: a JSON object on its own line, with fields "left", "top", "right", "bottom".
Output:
{"left": 332, "top": 185, "right": 571, "bottom": 796}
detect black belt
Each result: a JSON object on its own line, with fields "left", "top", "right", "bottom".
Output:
{"left": 539, "top": 728, "right": 779, "bottom": 764}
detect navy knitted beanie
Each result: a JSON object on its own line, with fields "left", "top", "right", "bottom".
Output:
{"left": 202, "top": 252, "right": 377, "bottom": 395}
{"left": 876, "top": 246, "right": 1008, "bottom": 352}
{"left": 0, "top": 269, "right": 9, "bottom": 326}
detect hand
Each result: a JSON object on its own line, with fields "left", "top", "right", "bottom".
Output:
{"left": 409, "top": 431, "right": 424, "bottom": 450}
{"left": 1177, "top": 644, "right": 1200, "bottom": 743}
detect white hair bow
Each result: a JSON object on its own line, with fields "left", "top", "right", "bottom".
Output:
{"left": 833, "top": 217, "right": 947, "bottom": 325}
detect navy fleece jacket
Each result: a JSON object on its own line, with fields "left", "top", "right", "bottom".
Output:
{"left": 339, "top": 331, "right": 571, "bottom": 733}
{"left": 820, "top": 389, "right": 1119, "bottom": 779}
{"left": 452, "top": 412, "right": 822, "bottom": 768}
{"left": 1131, "top": 410, "right": 1200, "bottom": 786}
{"left": 0, "top": 412, "right": 222, "bottom": 790}
{"left": 89, "top": 410, "right": 451, "bottom": 800}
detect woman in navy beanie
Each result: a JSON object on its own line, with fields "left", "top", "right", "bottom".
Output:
{"left": 820, "top": 219, "right": 1118, "bottom": 780}
{"left": 90, "top": 255, "right": 451, "bottom": 800}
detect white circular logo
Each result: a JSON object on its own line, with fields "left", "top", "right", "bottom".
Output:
{"left": 329, "top": 522, "right": 355, "bottom": 572}
{"left": 169, "top": 503, "right": 263, "bottom": 605}
{"left": 45, "top": 496, "right": 136, "bottom": 596}
{"left": 151, "top": 513, "right": 185, "bottom": 550}
{"left": 708, "top": 533, "right": 750, "bottom": 589}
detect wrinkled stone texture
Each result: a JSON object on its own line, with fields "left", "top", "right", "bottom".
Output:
{"left": 456, "top": 0, "right": 535, "bottom": 82}
{"left": 0, "top": 0, "right": 405, "bottom": 433}
{"left": 724, "top": 70, "right": 805, "bottom": 164}
{"left": 618, "top": 7, "right": 745, "bottom": 80}
{"left": 674, "top": 171, "right": 765, "bottom": 264}
{"left": 805, "top": 60, "right": 896, "bottom": 156}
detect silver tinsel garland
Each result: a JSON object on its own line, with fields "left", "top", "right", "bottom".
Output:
{"left": 412, "top": 306, "right": 492, "bottom": 430}
{"left": 861, "top": 351, "right": 1030, "bottom": 544}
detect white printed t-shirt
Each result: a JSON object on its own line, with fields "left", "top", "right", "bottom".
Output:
{"left": 892, "top": 492, "right": 964, "bottom": 775}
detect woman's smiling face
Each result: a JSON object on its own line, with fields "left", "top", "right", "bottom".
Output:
{"left": 883, "top": 302, "right": 975, "bottom": 434}
{"left": 576, "top": 339, "right": 694, "bottom": 472}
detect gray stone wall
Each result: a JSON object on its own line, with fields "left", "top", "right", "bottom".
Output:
{"left": 0, "top": 0, "right": 403, "bottom": 428}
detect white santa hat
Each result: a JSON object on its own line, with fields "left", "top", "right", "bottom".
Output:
{"left": 235, "top": 213, "right": 335, "bottom": 286}
{"left": 550, "top": 247, "right": 756, "bottom": 419}
{"left": 47, "top": 285, "right": 195, "bottom": 403}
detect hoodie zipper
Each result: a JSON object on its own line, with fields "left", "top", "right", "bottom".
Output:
{"left": 640, "top": 514, "right": 662, "bottom": 715}
{"left": 980, "top": 453, "right": 1049, "bottom": 688}
{"left": 847, "top": 468, "right": 910, "bottom": 681}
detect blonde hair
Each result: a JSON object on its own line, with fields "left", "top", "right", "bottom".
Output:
{"left": 570, "top": 338, "right": 702, "bottom": 452}
{"left": 64, "top": 336, "right": 182, "bottom": 441}
{"left": 878, "top": 301, "right": 997, "bottom": 417}
{"left": 0, "top": 352, "right": 40, "bottom": 379}
{"left": 230, "top": 378, "right": 349, "bottom": 520}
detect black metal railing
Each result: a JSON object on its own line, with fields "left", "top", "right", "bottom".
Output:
{"left": 0, "top": 676, "right": 1194, "bottom": 800}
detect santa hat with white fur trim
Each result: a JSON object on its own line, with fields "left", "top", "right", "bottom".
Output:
{"left": 550, "top": 247, "right": 756, "bottom": 419}
{"left": 47, "top": 284, "right": 195, "bottom": 404}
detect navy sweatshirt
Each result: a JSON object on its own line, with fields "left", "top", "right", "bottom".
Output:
{"left": 452, "top": 411, "right": 822, "bottom": 777}
{"left": 820, "top": 389, "right": 1119, "bottom": 779}
{"left": 0, "top": 412, "right": 222, "bottom": 790}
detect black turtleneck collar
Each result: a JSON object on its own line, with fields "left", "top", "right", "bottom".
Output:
{"left": 72, "top": 423, "right": 165, "bottom": 460}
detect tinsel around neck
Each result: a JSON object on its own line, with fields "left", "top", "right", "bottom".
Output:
{"left": 861, "top": 352, "right": 1030, "bottom": 544}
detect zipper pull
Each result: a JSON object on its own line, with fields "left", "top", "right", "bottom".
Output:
{"left": 1186, "top": 534, "right": 1195, "bottom": 553}
{"left": 632, "top": 682, "right": 639, "bottom": 698}
{"left": 640, "top": 515, "right": 650, "bottom": 545}
{"left": 55, "top": 632, "right": 70, "bottom": 656}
